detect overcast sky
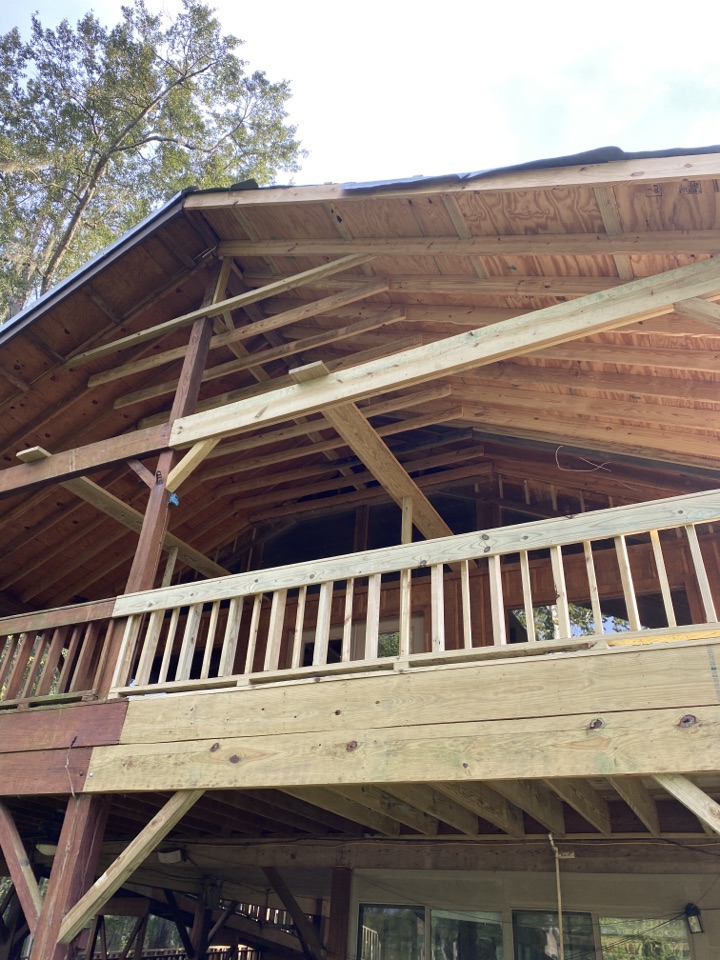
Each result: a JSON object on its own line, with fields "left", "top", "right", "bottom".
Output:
{"left": 2, "top": 0, "right": 719, "bottom": 186}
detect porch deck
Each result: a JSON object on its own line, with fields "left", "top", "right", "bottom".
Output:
{"left": 3, "top": 488, "right": 720, "bottom": 709}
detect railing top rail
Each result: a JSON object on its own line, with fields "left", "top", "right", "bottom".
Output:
{"left": 114, "top": 487, "right": 720, "bottom": 617}
{"left": 0, "top": 598, "right": 115, "bottom": 636}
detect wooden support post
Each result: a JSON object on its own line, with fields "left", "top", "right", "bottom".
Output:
{"left": 262, "top": 867, "right": 325, "bottom": 960}
{"left": 326, "top": 868, "right": 352, "bottom": 960}
{"left": 58, "top": 790, "right": 204, "bottom": 945}
{"left": 29, "top": 796, "right": 109, "bottom": 960}
{"left": 0, "top": 803, "right": 42, "bottom": 934}
{"left": 125, "top": 269, "right": 219, "bottom": 593}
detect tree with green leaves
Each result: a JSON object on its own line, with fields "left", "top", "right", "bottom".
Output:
{"left": 0, "top": 0, "right": 303, "bottom": 319}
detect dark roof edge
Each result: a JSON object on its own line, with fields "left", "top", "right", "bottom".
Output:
{"left": 340, "top": 144, "right": 720, "bottom": 193}
{"left": 0, "top": 191, "right": 191, "bottom": 347}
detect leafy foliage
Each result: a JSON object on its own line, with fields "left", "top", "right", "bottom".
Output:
{"left": 0, "top": 0, "right": 303, "bottom": 318}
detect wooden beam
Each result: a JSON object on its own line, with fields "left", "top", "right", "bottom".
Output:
{"left": 608, "top": 776, "right": 661, "bottom": 835}
{"left": 58, "top": 790, "right": 204, "bottom": 945}
{"left": 261, "top": 868, "right": 325, "bottom": 960}
{"left": 330, "top": 785, "right": 438, "bottom": 834}
{"left": 280, "top": 788, "right": 400, "bottom": 837}
{"left": 183, "top": 154, "right": 720, "bottom": 205}
{"left": 113, "top": 307, "right": 405, "bottom": 409}
{"left": 166, "top": 440, "right": 219, "bottom": 494}
{"left": 674, "top": 297, "right": 720, "bottom": 330}
{"left": 0, "top": 424, "right": 169, "bottom": 498}
{"left": 0, "top": 803, "right": 42, "bottom": 934}
{"left": 289, "top": 362, "right": 454, "bottom": 542}
{"left": 326, "top": 868, "right": 352, "bottom": 960}
{"left": 380, "top": 784, "right": 478, "bottom": 836}
{"left": 30, "top": 797, "right": 109, "bottom": 960}
{"left": 87, "top": 280, "right": 390, "bottom": 386}
{"left": 15, "top": 448, "right": 228, "bottom": 580}
{"left": 169, "top": 257, "right": 720, "bottom": 448}
{"left": 218, "top": 231, "right": 720, "bottom": 259}
{"left": 70, "top": 255, "right": 374, "bottom": 366}
{"left": 653, "top": 773, "right": 720, "bottom": 836}
{"left": 545, "top": 778, "right": 611, "bottom": 835}
{"left": 433, "top": 782, "right": 525, "bottom": 837}
{"left": 487, "top": 779, "right": 566, "bottom": 835}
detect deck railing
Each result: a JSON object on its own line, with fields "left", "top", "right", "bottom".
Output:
{"left": 0, "top": 600, "right": 114, "bottom": 707}
{"left": 108, "top": 488, "right": 720, "bottom": 697}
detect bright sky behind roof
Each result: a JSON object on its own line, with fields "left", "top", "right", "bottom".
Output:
{"left": 2, "top": 0, "right": 719, "bottom": 187}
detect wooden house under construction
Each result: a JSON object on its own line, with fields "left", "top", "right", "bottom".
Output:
{"left": 3, "top": 146, "right": 720, "bottom": 960}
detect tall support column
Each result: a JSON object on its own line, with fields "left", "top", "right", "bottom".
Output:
{"left": 125, "top": 267, "right": 220, "bottom": 594}
{"left": 326, "top": 867, "right": 352, "bottom": 960}
{"left": 29, "top": 796, "right": 108, "bottom": 960}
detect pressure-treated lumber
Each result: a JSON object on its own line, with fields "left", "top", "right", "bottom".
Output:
{"left": 280, "top": 788, "right": 401, "bottom": 836}
{"left": 674, "top": 297, "right": 720, "bottom": 329}
{"left": 114, "top": 307, "right": 405, "bottom": 409}
{"left": 608, "top": 776, "right": 661, "bottom": 835}
{"left": 70, "top": 255, "right": 374, "bottom": 366}
{"left": 653, "top": 774, "right": 720, "bottom": 836}
{"left": 169, "top": 257, "right": 720, "bottom": 448}
{"left": 218, "top": 231, "right": 720, "bottom": 258}
{"left": 58, "top": 790, "right": 204, "bottom": 945}
{"left": 379, "top": 784, "right": 478, "bottom": 836}
{"left": 545, "top": 778, "right": 611, "bottom": 835}
{"left": 0, "top": 803, "right": 43, "bottom": 934}
{"left": 289, "top": 361, "right": 454, "bottom": 541}
{"left": 487, "top": 779, "right": 566, "bottom": 835}
{"left": 433, "top": 781, "right": 525, "bottom": 837}
{"left": 88, "top": 279, "right": 390, "bottom": 387}
{"left": 331, "top": 785, "right": 438, "bottom": 835}
{"left": 16, "top": 448, "right": 227, "bottom": 580}
{"left": 0, "top": 424, "right": 170, "bottom": 498}
{"left": 166, "top": 439, "right": 219, "bottom": 493}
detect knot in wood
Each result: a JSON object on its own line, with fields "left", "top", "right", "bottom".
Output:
{"left": 346, "top": 740, "right": 358, "bottom": 752}
{"left": 587, "top": 718, "right": 605, "bottom": 730}
{"left": 678, "top": 714, "right": 697, "bottom": 728}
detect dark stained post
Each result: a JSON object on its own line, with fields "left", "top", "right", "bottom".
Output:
{"left": 124, "top": 265, "right": 221, "bottom": 594}
{"left": 326, "top": 867, "right": 353, "bottom": 960}
{"left": 29, "top": 796, "right": 109, "bottom": 960}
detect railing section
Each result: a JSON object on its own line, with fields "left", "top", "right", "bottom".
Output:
{"left": 110, "top": 489, "right": 720, "bottom": 695}
{"left": 0, "top": 600, "right": 114, "bottom": 707}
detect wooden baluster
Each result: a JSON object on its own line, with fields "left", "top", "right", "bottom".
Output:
{"left": 70, "top": 621, "right": 102, "bottom": 691}
{"left": 488, "top": 555, "right": 507, "bottom": 645}
{"left": 157, "top": 609, "right": 180, "bottom": 685}
{"left": 56, "top": 624, "right": 83, "bottom": 694}
{"left": 364, "top": 573, "right": 382, "bottom": 659}
{"left": 341, "top": 579, "right": 354, "bottom": 662}
{"left": 519, "top": 551, "right": 535, "bottom": 643}
{"left": 614, "top": 535, "right": 641, "bottom": 631}
{"left": 134, "top": 609, "right": 167, "bottom": 686}
{"left": 313, "top": 582, "right": 334, "bottom": 667}
{"left": 10, "top": 631, "right": 44, "bottom": 700}
{"left": 583, "top": 541, "right": 603, "bottom": 635}
{"left": 290, "top": 587, "right": 307, "bottom": 668}
{"left": 399, "top": 497, "right": 413, "bottom": 657}
{"left": 460, "top": 559, "right": 473, "bottom": 649}
{"left": 176, "top": 604, "right": 203, "bottom": 681}
{"left": 550, "top": 545, "right": 571, "bottom": 639}
{"left": 219, "top": 596, "right": 244, "bottom": 676}
{"left": 430, "top": 563, "right": 446, "bottom": 652}
{"left": 109, "top": 615, "right": 143, "bottom": 689}
{"left": 200, "top": 601, "right": 221, "bottom": 679}
{"left": 264, "top": 590, "right": 288, "bottom": 672}
{"left": 244, "top": 595, "right": 263, "bottom": 674}
{"left": 649, "top": 529, "right": 677, "bottom": 627}
{"left": 685, "top": 524, "right": 718, "bottom": 622}
{"left": 0, "top": 635, "right": 19, "bottom": 694}
{"left": 36, "top": 625, "right": 70, "bottom": 696}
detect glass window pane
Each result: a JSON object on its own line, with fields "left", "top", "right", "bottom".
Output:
{"left": 513, "top": 911, "right": 595, "bottom": 960}
{"left": 359, "top": 904, "right": 425, "bottom": 960}
{"left": 431, "top": 908, "right": 503, "bottom": 960}
{"left": 600, "top": 916, "right": 692, "bottom": 960}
